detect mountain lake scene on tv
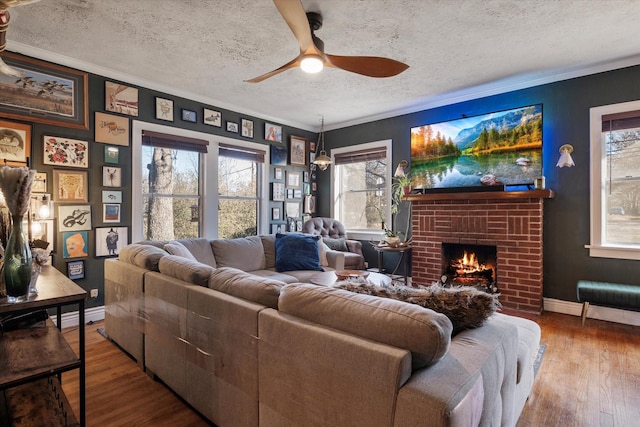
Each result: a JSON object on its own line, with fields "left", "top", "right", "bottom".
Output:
{"left": 410, "top": 105, "right": 542, "bottom": 189}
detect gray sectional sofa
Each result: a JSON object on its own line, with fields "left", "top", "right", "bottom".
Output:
{"left": 104, "top": 234, "right": 541, "bottom": 427}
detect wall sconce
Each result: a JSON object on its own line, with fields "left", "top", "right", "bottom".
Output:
{"left": 30, "top": 194, "right": 52, "bottom": 220}
{"left": 312, "top": 116, "right": 332, "bottom": 171}
{"left": 556, "top": 144, "right": 575, "bottom": 168}
{"left": 394, "top": 160, "right": 408, "bottom": 177}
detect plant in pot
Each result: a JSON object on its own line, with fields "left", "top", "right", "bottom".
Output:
{"left": 386, "top": 171, "right": 412, "bottom": 247}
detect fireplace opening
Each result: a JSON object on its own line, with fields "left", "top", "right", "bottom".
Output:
{"left": 441, "top": 243, "right": 498, "bottom": 293}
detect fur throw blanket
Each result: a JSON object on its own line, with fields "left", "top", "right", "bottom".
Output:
{"left": 334, "top": 281, "right": 501, "bottom": 334}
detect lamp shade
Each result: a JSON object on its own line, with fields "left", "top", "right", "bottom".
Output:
{"left": 556, "top": 144, "right": 575, "bottom": 168}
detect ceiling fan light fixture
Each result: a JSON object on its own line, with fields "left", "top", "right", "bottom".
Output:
{"left": 300, "top": 55, "right": 324, "bottom": 73}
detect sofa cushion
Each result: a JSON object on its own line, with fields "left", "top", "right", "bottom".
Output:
{"left": 158, "top": 254, "right": 215, "bottom": 286}
{"left": 211, "top": 235, "right": 265, "bottom": 271}
{"left": 118, "top": 243, "right": 167, "bottom": 271}
{"left": 163, "top": 241, "right": 197, "bottom": 261}
{"left": 323, "top": 237, "right": 348, "bottom": 252}
{"left": 209, "top": 267, "right": 284, "bottom": 309}
{"left": 260, "top": 235, "right": 277, "bottom": 269}
{"left": 275, "top": 233, "right": 323, "bottom": 272}
{"left": 318, "top": 240, "right": 330, "bottom": 267}
{"left": 176, "top": 238, "right": 217, "bottom": 268}
{"left": 278, "top": 283, "right": 452, "bottom": 370}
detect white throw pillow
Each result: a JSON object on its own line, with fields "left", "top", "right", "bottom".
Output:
{"left": 318, "top": 240, "right": 330, "bottom": 267}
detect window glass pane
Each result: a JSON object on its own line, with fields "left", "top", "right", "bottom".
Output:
{"left": 337, "top": 158, "right": 387, "bottom": 230}
{"left": 218, "top": 199, "right": 257, "bottom": 238}
{"left": 218, "top": 153, "right": 260, "bottom": 237}
{"left": 218, "top": 157, "right": 257, "bottom": 197}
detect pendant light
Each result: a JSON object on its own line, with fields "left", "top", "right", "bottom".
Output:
{"left": 312, "top": 116, "right": 332, "bottom": 171}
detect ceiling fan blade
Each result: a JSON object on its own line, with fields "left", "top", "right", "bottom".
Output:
{"left": 325, "top": 54, "right": 409, "bottom": 78}
{"left": 273, "top": 0, "right": 314, "bottom": 52}
{"left": 245, "top": 56, "right": 301, "bottom": 83}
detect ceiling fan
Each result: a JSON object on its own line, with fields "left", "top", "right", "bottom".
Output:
{"left": 246, "top": 0, "right": 409, "bottom": 83}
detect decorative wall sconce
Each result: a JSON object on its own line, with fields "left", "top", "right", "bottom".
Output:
{"left": 311, "top": 116, "right": 332, "bottom": 171}
{"left": 394, "top": 160, "right": 408, "bottom": 177}
{"left": 556, "top": 144, "right": 575, "bottom": 167}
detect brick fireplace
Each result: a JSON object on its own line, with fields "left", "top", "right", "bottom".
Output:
{"left": 406, "top": 190, "right": 554, "bottom": 313}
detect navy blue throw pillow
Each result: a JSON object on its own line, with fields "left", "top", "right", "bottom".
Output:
{"left": 275, "top": 233, "right": 324, "bottom": 272}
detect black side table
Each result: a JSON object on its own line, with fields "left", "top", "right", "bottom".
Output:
{"left": 372, "top": 244, "right": 412, "bottom": 284}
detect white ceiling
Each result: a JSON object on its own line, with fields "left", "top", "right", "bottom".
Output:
{"left": 5, "top": 0, "right": 640, "bottom": 131}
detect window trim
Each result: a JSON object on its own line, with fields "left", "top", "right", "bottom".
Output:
{"left": 587, "top": 100, "right": 640, "bottom": 260}
{"left": 331, "top": 139, "right": 392, "bottom": 241}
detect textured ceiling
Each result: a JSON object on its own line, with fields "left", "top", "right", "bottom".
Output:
{"left": 5, "top": 0, "right": 640, "bottom": 131}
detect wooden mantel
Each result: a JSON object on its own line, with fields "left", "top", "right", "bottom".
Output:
{"left": 404, "top": 189, "right": 554, "bottom": 202}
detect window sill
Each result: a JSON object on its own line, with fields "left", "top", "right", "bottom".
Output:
{"left": 347, "top": 230, "right": 385, "bottom": 242}
{"left": 586, "top": 244, "right": 640, "bottom": 261}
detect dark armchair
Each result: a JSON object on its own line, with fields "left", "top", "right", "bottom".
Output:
{"left": 302, "top": 217, "right": 366, "bottom": 270}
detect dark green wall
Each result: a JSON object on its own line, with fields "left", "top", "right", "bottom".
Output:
{"left": 320, "top": 64, "right": 640, "bottom": 303}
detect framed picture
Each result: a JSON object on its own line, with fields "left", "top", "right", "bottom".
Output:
{"left": 286, "top": 188, "right": 294, "bottom": 199}
{"left": 303, "top": 171, "right": 309, "bottom": 183}
{"left": 312, "top": 182, "right": 317, "bottom": 192}
{"left": 286, "top": 201, "right": 300, "bottom": 218}
{"left": 67, "top": 260, "right": 85, "bottom": 280}
{"left": 274, "top": 167, "right": 283, "bottom": 180}
{"left": 95, "top": 112, "right": 129, "bottom": 146}
{"left": 289, "top": 135, "right": 307, "bottom": 166}
{"left": 62, "top": 231, "right": 89, "bottom": 258}
{"left": 155, "top": 97, "right": 174, "bottom": 121}
{"left": 32, "top": 172, "right": 47, "bottom": 193}
{"left": 105, "top": 81, "right": 138, "bottom": 116}
{"left": 53, "top": 169, "right": 88, "bottom": 202}
{"left": 31, "top": 218, "right": 54, "bottom": 251}
{"left": 272, "top": 182, "right": 285, "bottom": 201}
{"left": 241, "top": 118, "right": 254, "bottom": 138}
{"left": 270, "top": 144, "right": 287, "bottom": 165}
{"left": 286, "top": 171, "right": 301, "bottom": 189}
{"left": 271, "top": 224, "right": 282, "bottom": 235}
{"left": 310, "top": 141, "right": 316, "bottom": 152}
{"left": 304, "top": 194, "right": 317, "bottom": 214}
{"left": 103, "top": 166, "right": 122, "bottom": 187}
{"left": 43, "top": 135, "right": 89, "bottom": 168}
{"left": 104, "top": 146, "right": 119, "bottom": 164}
{"left": 95, "top": 226, "right": 128, "bottom": 257}
{"left": 0, "top": 119, "right": 31, "bottom": 164}
{"left": 0, "top": 52, "right": 89, "bottom": 130}
{"left": 296, "top": 220, "right": 303, "bottom": 232}
{"left": 58, "top": 204, "right": 92, "bottom": 232}
{"left": 226, "top": 121, "right": 239, "bottom": 133}
{"left": 265, "top": 123, "right": 282, "bottom": 142}
{"left": 102, "top": 190, "right": 122, "bottom": 203}
{"left": 203, "top": 108, "right": 221, "bottom": 127}
{"left": 272, "top": 207, "right": 281, "bottom": 221}
{"left": 294, "top": 189, "right": 302, "bottom": 199}
{"left": 181, "top": 109, "right": 197, "bottom": 123}
{"left": 103, "top": 203, "right": 121, "bottom": 223}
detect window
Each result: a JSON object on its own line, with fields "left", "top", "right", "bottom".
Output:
{"left": 589, "top": 100, "right": 640, "bottom": 260}
{"left": 332, "top": 140, "right": 391, "bottom": 239}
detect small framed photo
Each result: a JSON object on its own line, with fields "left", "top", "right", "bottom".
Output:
{"left": 155, "top": 97, "right": 174, "bottom": 121}
{"left": 181, "top": 109, "right": 197, "bottom": 123}
{"left": 58, "top": 204, "right": 92, "bottom": 232}
{"left": 286, "top": 201, "right": 300, "bottom": 218}
{"left": 95, "top": 112, "right": 129, "bottom": 146}
{"left": 271, "top": 144, "right": 287, "bottom": 165}
{"left": 104, "top": 146, "right": 119, "bottom": 164}
{"left": 265, "top": 123, "right": 282, "bottom": 142}
{"left": 102, "top": 190, "right": 122, "bottom": 203}
{"left": 53, "top": 170, "right": 88, "bottom": 202}
{"left": 296, "top": 220, "right": 303, "bottom": 232}
{"left": 241, "top": 118, "right": 254, "bottom": 138}
{"left": 312, "top": 182, "right": 317, "bottom": 192}
{"left": 0, "top": 119, "right": 31, "bottom": 165}
{"left": 103, "top": 203, "right": 121, "bottom": 223}
{"left": 67, "top": 260, "right": 85, "bottom": 280}
{"left": 105, "top": 81, "right": 139, "bottom": 116}
{"left": 62, "top": 231, "right": 89, "bottom": 258}
{"left": 203, "top": 108, "right": 221, "bottom": 127}
{"left": 103, "top": 166, "right": 122, "bottom": 187}
{"left": 310, "top": 141, "right": 316, "bottom": 152}
{"left": 289, "top": 135, "right": 307, "bottom": 166}
{"left": 274, "top": 167, "right": 283, "bottom": 180}
{"left": 32, "top": 172, "right": 47, "bottom": 193}
{"left": 303, "top": 171, "right": 309, "bottom": 183}
{"left": 226, "top": 121, "right": 239, "bottom": 133}
{"left": 272, "top": 182, "right": 285, "bottom": 201}
{"left": 272, "top": 207, "right": 281, "bottom": 221}
{"left": 95, "top": 226, "right": 128, "bottom": 257}
{"left": 286, "top": 171, "right": 301, "bottom": 189}
{"left": 286, "top": 188, "right": 294, "bottom": 199}
{"left": 294, "top": 189, "right": 302, "bottom": 199}
{"left": 271, "top": 223, "right": 282, "bottom": 234}
{"left": 43, "top": 135, "right": 89, "bottom": 168}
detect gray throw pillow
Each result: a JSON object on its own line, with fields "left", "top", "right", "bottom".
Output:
{"left": 323, "top": 237, "right": 348, "bottom": 252}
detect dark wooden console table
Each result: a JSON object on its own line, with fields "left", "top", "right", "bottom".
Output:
{"left": 0, "top": 266, "right": 86, "bottom": 426}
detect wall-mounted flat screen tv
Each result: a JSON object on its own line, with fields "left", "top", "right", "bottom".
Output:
{"left": 410, "top": 104, "right": 542, "bottom": 190}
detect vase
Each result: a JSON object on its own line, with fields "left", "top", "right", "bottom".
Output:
{"left": 4, "top": 214, "right": 33, "bottom": 303}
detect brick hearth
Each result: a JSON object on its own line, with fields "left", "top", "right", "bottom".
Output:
{"left": 407, "top": 190, "right": 553, "bottom": 313}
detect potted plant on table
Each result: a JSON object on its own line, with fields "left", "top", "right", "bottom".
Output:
{"left": 386, "top": 172, "right": 412, "bottom": 247}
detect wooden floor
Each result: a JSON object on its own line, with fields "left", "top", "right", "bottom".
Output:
{"left": 60, "top": 312, "right": 640, "bottom": 427}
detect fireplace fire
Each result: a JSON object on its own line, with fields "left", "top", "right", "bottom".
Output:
{"left": 442, "top": 243, "right": 498, "bottom": 293}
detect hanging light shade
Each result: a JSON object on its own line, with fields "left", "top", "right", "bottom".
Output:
{"left": 313, "top": 116, "right": 332, "bottom": 171}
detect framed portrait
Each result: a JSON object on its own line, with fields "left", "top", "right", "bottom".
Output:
{"left": 270, "top": 144, "right": 287, "bottom": 165}
{"left": 62, "top": 231, "right": 89, "bottom": 259}
{"left": 105, "top": 81, "right": 138, "bottom": 116}
{"left": 181, "top": 109, "right": 197, "bottom": 123}
{"left": 274, "top": 167, "right": 283, "bottom": 180}
{"left": 67, "top": 260, "right": 85, "bottom": 280}
{"left": 95, "top": 226, "right": 128, "bottom": 257}
{"left": 304, "top": 194, "right": 317, "bottom": 214}
{"left": 286, "top": 171, "right": 301, "bottom": 189}
{"left": 102, "top": 190, "right": 122, "bottom": 203}
{"left": 0, "top": 52, "right": 89, "bottom": 130}
{"left": 289, "top": 135, "right": 307, "bottom": 166}
{"left": 95, "top": 112, "right": 129, "bottom": 146}
{"left": 272, "top": 182, "right": 285, "bottom": 201}
{"left": 226, "top": 121, "right": 239, "bottom": 133}
{"left": 203, "top": 108, "right": 221, "bottom": 127}
{"left": 32, "top": 172, "right": 47, "bottom": 193}
{"left": 58, "top": 204, "right": 92, "bottom": 232}
{"left": 310, "top": 141, "right": 316, "bottom": 152}
{"left": 103, "top": 166, "right": 122, "bottom": 187}
{"left": 265, "top": 123, "right": 282, "bottom": 142}
{"left": 272, "top": 207, "right": 281, "bottom": 221}
{"left": 241, "top": 118, "right": 254, "bottom": 138}
{"left": 43, "top": 135, "right": 89, "bottom": 168}
{"left": 155, "top": 97, "right": 174, "bottom": 121}
{"left": 0, "top": 119, "right": 31, "bottom": 165}
{"left": 53, "top": 169, "right": 88, "bottom": 202}
{"left": 286, "top": 201, "right": 300, "bottom": 218}
{"left": 104, "top": 146, "right": 119, "bottom": 164}
{"left": 103, "top": 203, "right": 121, "bottom": 223}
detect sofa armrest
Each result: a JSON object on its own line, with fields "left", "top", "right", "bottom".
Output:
{"left": 325, "top": 250, "right": 345, "bottom": 270}
{"left": 346, "top": 239, "right": 363, "bottom": 256}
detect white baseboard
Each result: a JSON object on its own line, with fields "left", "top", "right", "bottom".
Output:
{"left": 51, "top": 306, "right": 105, "bottom": 329}
{"left": 544, "top": 297, "right": 640, "bottom": 327}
